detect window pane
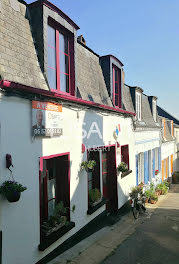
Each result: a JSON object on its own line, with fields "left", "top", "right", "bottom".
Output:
{"left": 59, "top": 33, "right": 68, "bottom": 54}
{"left": 48, "top": 67, "right": 57, "bottom": 90}
{"left": 60, "top": 73, "right": 66, "bottom": 92}
{"left": 115, "top": 69, "right": 118, "bottom": 82}
{"left": 48, "top": 199, "right": 55, "bottom": 218}
{"left": 48, "top": 25, "right": 56, "bottom": 48}
{"left": 48, "top": 46, "right": 56, "bottom": 69}
{"left": 88, "top": 171, "right": 93, "bottom": 181}
{"left": 102, "top": 152, "right": 107, "bottom": 160}
{"left": 115, "top": 94, "right": 118, "bottom": 106}
{"left": 48, "top": 178, "right": 56, "bottom": 200}
{"left": 60, "top": 53, "right": 69, "bottom": 74}
{"left": 115, "top": 83, "right": 118, "bottom": 94}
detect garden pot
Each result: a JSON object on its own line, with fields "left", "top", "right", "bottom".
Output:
{"left": 145, "top": 198, "right": 149, "bottom": 203}
{"left": 5, "top": 191, "right": 21, "bottom": 202}
{"left": 155, "top": 190, "right": 161, "bottom": 196}
{"left": 150, "top": 199, "right": 157, "bottom": 204}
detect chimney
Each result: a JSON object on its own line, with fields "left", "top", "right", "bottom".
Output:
{"left": 77, "top": 35, "right": 86, "bottom": 45}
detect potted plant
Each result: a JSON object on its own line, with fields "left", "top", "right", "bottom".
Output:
{"left": 0, "top": 180, "right": 27, "bottom": 202}
{"left": 144, "top": 189, "right": 153, "bottom": 203}
{"left": 129, "top": 185, "right": 143, "bottom": 199}
{"left": 42, "top": 201, "right": 76, "bottom": 236}
{"left": 81, "top": 160, "right": 96, "bottom": 172}
{"left": 88, "top": 188, "right": 102, "bottom": 207}
{"left": 155, "top": 170, "right": 159, "bottom": 175}
{"left": 117, "top": 162, "right": 128, "bottom": 173}
{"left": 150, "top": 193, "right": 158, "bottom": 204}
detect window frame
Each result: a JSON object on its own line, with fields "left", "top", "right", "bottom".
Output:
{"left": 121, "top": 145, "right": 130, "bottom": 171}
{"left": 39, "top": 152, "right": 71, "bottom": 230}
{"left": 112, "top": 65, "right": 122, "bottom": 108}
{"left": 47, "top": 20, "right": 75, "bottom": 95}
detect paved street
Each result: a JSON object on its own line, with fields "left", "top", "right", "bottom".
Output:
{"left": 102, "top": 184, "right": 179, "bottom": 264}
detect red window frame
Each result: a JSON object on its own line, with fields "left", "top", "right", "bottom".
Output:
{"left": 121, "top": 145, "right": 129, "bottom": 170}
{"left": 112, "top": 65, "right": 122, "bottom": 108}
{"left": 47, "top": 21, "right": 75, "bottom": 96}
{"left": 39, "top": 152, "right": 70, "bottom": 234}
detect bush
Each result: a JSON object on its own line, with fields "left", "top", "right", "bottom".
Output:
{"left": 156, "top": 183, "right": 168, "bottom": 195}
{"left": 89, "top": 188, "right": 101, "bottom": 203}
{"left": 129, "top": 185, "right": 143, "bottom": 199}
{"left": 150, "top": 193, "right": 158, "bottom": 201}
{"left": 117, "top": 162, "right": 128, "bottom": 173}
{"left": 145, "top": 189, "right": 154, "bottom": 199}
{"left": 81, "top": 160, "right": 96, "bottom": 171}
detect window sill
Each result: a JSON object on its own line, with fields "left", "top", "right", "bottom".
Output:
{"left": 87, "top": 198, "right": 107, "bottom": 215}
{"left": 121, "top": 170, "right": 132, "bottom": 179}
{"left": 38, "top": 221, "right": 75, "bottom": 251}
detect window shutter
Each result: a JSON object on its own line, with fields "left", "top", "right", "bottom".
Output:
{"left": 144, "top": 151, "right": 149, "bottom": 184}
{"left": 152, "top": 149, "right": 155, "bottom": 178}
{"left": 158, "top": 147, "right": 161, "bottom": 172}
{"left": 136, "top": 155, "right": 138, "bottom": 185}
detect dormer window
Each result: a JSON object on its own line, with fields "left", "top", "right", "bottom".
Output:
{"left": 47, "top": 24, "right": 75, "bottom": 95}
{"left": 136, "top": 92, "right": 141, "bottom": 121}
{"left": 112, "top": 65, "right": 121, "bottom": 108}
{"left": 153, "top": 99, "right": 157, "bottom": 122}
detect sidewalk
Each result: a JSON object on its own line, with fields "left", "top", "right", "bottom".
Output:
{"left": 48, "top": 187, "right": 172, "bottom": 264}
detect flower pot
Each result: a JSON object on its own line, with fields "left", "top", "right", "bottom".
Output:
{"left": 5, "top": 191, "right": 21, "bottom": 202}
{"left": 145, "top": 198, "right": 149, "bottom": 203}
{"left": 150, "top": 199, "right": 157, "bottom": 204}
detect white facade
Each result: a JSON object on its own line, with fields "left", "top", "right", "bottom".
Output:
{"left": 0, "top": 94, "right": 135, "bottom": 264}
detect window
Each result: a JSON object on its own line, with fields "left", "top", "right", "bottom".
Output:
{"left": 153, "top": 100, "right": 157, "bottom": 122}
{"left": 121, "top": 145, "right": 129, "bottom": 170}
{"left": 47, "top": 24, "right": 74, "bottom": 94}
{"left": 155, "top": 148, "right": 159, "bottom": 170}
{"left": 112, "top": 65, "right": 121, "bottom": 107}
{"left": 87, "top": 150, "right": 101, "bottom": 193}
{"left": 136, "top": 92, "right": 141, "bottom": 121}
{"left": 162, "top": 119, "right": 166, "bottom": 138}
{"left": 171, "top": 120, "right": 174, "bottom": 137}
{"left": 138, "top": 153, "right": 144, "bottom": 183}
{"left": 39, "top": 154, "right": 70, "bottom": 229}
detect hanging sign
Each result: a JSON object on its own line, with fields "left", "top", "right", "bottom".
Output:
{"left": 32, "top": 101, "right": 63, "bottom": 137}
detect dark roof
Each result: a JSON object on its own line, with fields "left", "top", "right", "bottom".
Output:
{"left": 0, "top": 0, "right": 48, "bottom": 90}
{"left": 76, "top": 43, "right": 113, "bottom": 106}
{"left": 123, "top": 85, "right": 135, "bottom": 113}
{"left": 157, "top": 106, "right": 179, "bottom": 125}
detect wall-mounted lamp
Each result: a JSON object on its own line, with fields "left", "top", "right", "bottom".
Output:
{"left": 6, "top": 154, "right": 13, "bottom": 170}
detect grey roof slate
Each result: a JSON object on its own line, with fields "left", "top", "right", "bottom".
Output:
{"left": 76, "top": 43, "right": 113, "bottom": 106}
{"left": 0, "top": 0, "right": 48, "bottom": 90}
{"left": 123, "top": 85, "right": 135, "bottom": 113}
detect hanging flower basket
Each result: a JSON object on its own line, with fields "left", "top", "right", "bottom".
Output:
{"left": 81, "top": 160, "right": 96, "bottom": 172}
{"left": 0, "top": 181, "right": 27, "bottom": 203}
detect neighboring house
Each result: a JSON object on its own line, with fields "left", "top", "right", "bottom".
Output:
{"left": 157, "top": 106, "right": 179, "bottom": 173}
{"left": 124, "top": 85, "right": 162, "bottom": 187}
{"left": 0, "top": 1, "right": 136, "bottom": 264}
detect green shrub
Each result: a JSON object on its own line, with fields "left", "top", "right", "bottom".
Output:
{"left": 89, "top": 188, "right": 101, "bottom": 203}
{"left": 145, "top": 189, "right": 154, "bottom": 198}
{"left": 117, "top": 162, "right": 128, "bottom": 173}
{"left": 0, "top": 180, "right": 27, "bottom": 195}
{"left": 81, "top": 160, "right": 96, "bottom": 171}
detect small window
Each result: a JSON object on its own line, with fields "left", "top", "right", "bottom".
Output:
{"left": 136, "top": 92, "right": 141, "bottom": 121}
{"left": 153, "top": 100, "right": 157, "bottom": 122}
{"left": 121, "top": 145, "right": 129, "bottom": 170}
{"left": 47, "top": 24, "right": 74, "bottom": 95}
{"left": 87, "top": 150, "right": 101, "bottom": 194}
{"left": 112, "top": 65, "right": 121, "bottom": 108}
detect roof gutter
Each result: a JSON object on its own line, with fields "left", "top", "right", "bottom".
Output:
{"left": 0, "top": 80, "right": 135, "bottom": 116}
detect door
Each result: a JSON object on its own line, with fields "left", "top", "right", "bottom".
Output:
{"left": 102, "top": 146, "right": 118, "bottom": 213}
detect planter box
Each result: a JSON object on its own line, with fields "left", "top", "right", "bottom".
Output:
{"left": 39, "top": 222, "right": 75, "bottom": 251}
{"left": 121, "top": 170, "right": 132, "bottom": 179}
{"left": 87, "top": 198, "right": 107, "bottom": 215}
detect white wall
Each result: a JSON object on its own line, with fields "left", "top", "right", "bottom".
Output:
{"left": 0, "top": 95, "right": 135, "bottom": 264}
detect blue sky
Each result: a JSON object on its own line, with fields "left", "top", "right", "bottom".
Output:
{"left": 28, "top": 0, "right": 179, "bottom": 119}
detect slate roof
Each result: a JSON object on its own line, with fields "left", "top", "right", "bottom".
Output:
{"left": 0, "top": 0, "right": 48, "bottom": 90}
{"left": 123, "top": 85, "right": 135, "bottom": 113}
{"left": 157, "top": 106, "right": 179, "bottom": 126}
{"left": 76, "top": 42, "right": 113, "bottom": 106}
